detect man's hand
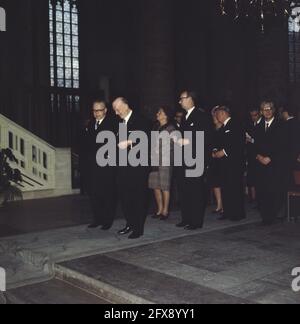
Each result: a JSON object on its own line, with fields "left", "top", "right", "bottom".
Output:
{"left": 261, "top": 157, "right": 271, "bottom": 165}
{"left": 257, "top": 155, "right": 271, "bottom": 165}
{"left": 118, "top": 140, "right": 133, "bottom": 150}
{"left": 213, "top": 150, "right": 225, "bottom": 159}
{"left": 177, "top": 138, "right": 190, "bottom": 147}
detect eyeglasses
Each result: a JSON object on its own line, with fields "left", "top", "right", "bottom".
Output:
{"left": 261, "top": 108, "right": 273, "bottom": 112}
{"left": 179, "top": 96, "right": 190, "bottom": 102}
{"left": 93, "top": 109, "right": 106, "bottom": 113}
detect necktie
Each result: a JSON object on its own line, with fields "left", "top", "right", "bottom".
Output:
{"left": 265, "top": 123, "right": 269, "bottom": 132}
{"left": 95, "top": 121, "right": 101, "bottom": 130}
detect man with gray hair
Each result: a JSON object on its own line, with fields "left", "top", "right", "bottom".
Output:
{"left": 213, "top": 105, "right": 246, "bottom": 222}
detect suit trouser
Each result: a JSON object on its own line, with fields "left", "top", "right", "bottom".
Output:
{"left": 90, "top": 169, "right": 116, "bottom": 226}
{"left": 178, "top": 171, "right": 207, "bottom": 227}
{"left": 221, "top": 169, "right": 246, "bottom": 221}
{"left": 118, "top": 168, "right": 148, "bottom": 234}
{"left": 256, "top": 165, "right": 284, "bottom": 224}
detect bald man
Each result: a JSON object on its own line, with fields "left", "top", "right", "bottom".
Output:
{"left": 113, "top": 97, "right": 150, "bottom": 239}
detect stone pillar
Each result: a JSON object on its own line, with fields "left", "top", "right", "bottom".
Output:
{"left": 140, "top": 0, "right": 175, "bottom": 117}
{"left": 256, "top": 26, "right": 289, "bottom": 107}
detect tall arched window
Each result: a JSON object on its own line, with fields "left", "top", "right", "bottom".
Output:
{"left": 49, "top": 0, "right": 79, "bottom": 89}
{"left": 289, "top": 2, "right": 300, "bottom": 84}
{"left": 48, "top": 0, "right": 81, "bottom": 148}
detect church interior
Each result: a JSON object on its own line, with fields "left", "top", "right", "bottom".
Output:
{"left": 0, "top": 0, "right": 300, "bottom": 305}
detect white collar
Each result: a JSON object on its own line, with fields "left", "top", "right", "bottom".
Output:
{"left": 96, "top": 117, "right": 105, "bottom": 123}
{"left": 95, "top": 117, "right": 105, "bottom": 127}
{"left": 186, "top": 107, "right": 195, "bottom": 120}
{"left": 256, "top": 117, "right": 262, "bottom": 125}
{"left": 265, "top": 117, "right": 275, "bottom": 126}
{"left": 223, "top": 117, "right": 231, "bottom": 127}
{"left": 124, "top": 110, "right": 133, "bottom": 124}
{"left": 287, "top": 117, "right": 295, "bottom": 121}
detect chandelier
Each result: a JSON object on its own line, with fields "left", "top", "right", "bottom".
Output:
{"left": 219, "top": 0, "right": 300, "bottom": 32}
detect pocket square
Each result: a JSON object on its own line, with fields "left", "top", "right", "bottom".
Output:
{"left": 225, "top": 130, "right": 231, "bottom": 133}
{"left": 190, "top": 123, "right": 194, "bottom": 127}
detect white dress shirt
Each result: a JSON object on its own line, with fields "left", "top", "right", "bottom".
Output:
{"left": 95, "top": 117, "right": 105, "bottom": 130}
{"left": 223, "top": 118, "right": 232, "bottom": 157}
{"left": 265, "top": 117, "right": 275, "bottom": 131}
{"left": 123, "top": 110, "right": 133, "bottom": 125}
{"left": 185, "top": 107, "right": 195, "bottom": 120}
{"left": 255, "top": 117, "right": 262, "bottom": 126}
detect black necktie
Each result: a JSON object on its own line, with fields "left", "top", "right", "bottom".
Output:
{"left": 265, "top": 123, "right": 269, "bottom": 132}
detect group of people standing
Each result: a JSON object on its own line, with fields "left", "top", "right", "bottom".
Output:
{"left": 209, "top": 101, "right": 300, "bottom": 226}
{"left": 80, "top": 91, "right": 300, "bottom": 240}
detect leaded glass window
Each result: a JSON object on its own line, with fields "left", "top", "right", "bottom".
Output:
{"left": 289, "top": 2, "right": 300, "bottom": 84}
{"left": 49, "top": 0, "right": 79, "bottom": 89}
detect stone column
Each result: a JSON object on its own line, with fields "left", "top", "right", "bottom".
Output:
{"left": 139, "top": 0, "right": 175, "bottom": 117}
{"left": 256, "top": 26, "right": 289, "bottom": 107}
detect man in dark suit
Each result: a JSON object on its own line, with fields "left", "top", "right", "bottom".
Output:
{"left": 213, "top": 106, "right": 246, "bottom": 222}
{"left": 176, "top": 90, "right": 211, "bottom": 230}
{"left": 84, "top": 99, "right": 118, "bottom": 230}
{"left": 254, "top": 101, "right": 285, "bottom": 225}
{"left": 174, "top": 109, "right": 185, "bottom": 130}
{"left": 113, "top": 97, "right": 150, "bottom": 239}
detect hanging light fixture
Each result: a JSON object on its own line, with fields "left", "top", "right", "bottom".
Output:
{"left": 219, "top": 0, "right": 298, "bottom": 32}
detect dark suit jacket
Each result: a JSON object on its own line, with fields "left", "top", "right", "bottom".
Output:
{"left": 117, "top": 111, "right": 151, "bottom": 175}
{"left": 87, "top": 116, "right": 118, "bottom": 166}
{"left": 245, "top": 119, "right": 262, "bottom": 165}
{"left": 180, "top": 107, "right": 212, "bottom": 172}
{"left": 219, "top": 118, "right": 245, "bottom": 172}
{"left": 80, "top": 115, "right": 118, "bottom": 194}
{"left": 254, "top": 117, "right": 285, "bottom": 188}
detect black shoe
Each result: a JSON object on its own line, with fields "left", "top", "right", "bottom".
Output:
{"left": 176, "top": 222, "right": 187, "bottom": 228}
{"left": 88, "top": 223, "right": 101, "bottom": 229}
{"left": 218, "top": 215, "right": 227, "bottom": 221}
{"left": 118, "top": 227, "right": 132, "bottom": 235}
{"left": 230, "top": 217, "right": 246, "bottom": 222}
{"left": 212, "top": 209, "right": 223, "bottom": 214}
{"left": 152, "top": 214, "right": 161, "bottom": 219}
{"left": 160, "top": 214, "right": 170, "bottom": 221}
{"left": 128, "top": 232, "right": 141, "bottom": 239}
{"left": 184, "top": 225, "right": 203, "bottom": 231}
{"left": 101, "top": 224, "right": 112, "bottom": 231}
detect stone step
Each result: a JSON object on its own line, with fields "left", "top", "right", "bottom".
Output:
{"left": 55, "top": 254, "right": 250, "bottom": 304}
{"left": 5, "top": 279, "right": 110, "bottom": 304}
{"left": 55, "top": 263, "right": 153, "bottom": 304}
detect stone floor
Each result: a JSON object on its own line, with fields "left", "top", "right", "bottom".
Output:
{"left": 57, "top": 222, "right": 300, "bottom": 304}
{"left": 6, "top": 279, "right": 109, "bottom": 304}
{"left": 0, "top": 195, "right": 299, "bottom": 304}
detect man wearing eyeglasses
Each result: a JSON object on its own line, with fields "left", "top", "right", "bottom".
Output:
{"left": 84, "top": 99, "right": 118, "bottom": 230}
{"left": 254, "top": 101, "right": 285, "bottom": 226}
{"left": 176, "top": 90, "right": 211, "bottom": 230}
